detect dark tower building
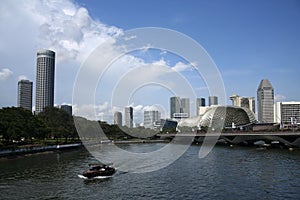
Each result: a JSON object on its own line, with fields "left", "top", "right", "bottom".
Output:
{"left": 18, "top": 79, "right": 33, "bottom": 111}
{"left": 125, "top": 107, "right": 133, "bottom": 128}
{"left": 196, "top": 98, "right": 205, "bottom": 116}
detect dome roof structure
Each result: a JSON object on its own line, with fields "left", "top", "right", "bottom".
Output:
{"left": 199, "top": 106, "right": 256, "bottom": 129}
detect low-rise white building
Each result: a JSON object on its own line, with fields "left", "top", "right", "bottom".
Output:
{"left": 274, "top": 101, "right": 300, "bottom": 127}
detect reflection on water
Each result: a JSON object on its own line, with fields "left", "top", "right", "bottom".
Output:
{"left": 0, "top": 144, "right": 300, "bottom": 199}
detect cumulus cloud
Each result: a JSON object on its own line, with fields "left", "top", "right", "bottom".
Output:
{"left": 24, "top": 0, "right": 123, "bottom": 63}
{"left": 151, "top": 59, "right": 194, "bottom": 72}
{"left": 73, "top": 102, "right": 111, "bottom": 121}
{"left": 0, "top": 0, "right": 198, "bottom": 118}
{"left": 74, "top": 101, "right": 168, "bottom": 125}
{"left": 18, "top": 75, "right": 28, "bottom": 81}
{"left": 275, "top": 94, "right": 286, "bottom": 102}
{"left": 172, "top": 61, "right": 194, "bottom": 72}
{"left": 0, "top": 0, "right": 122, "bottom": 64}
{"left": 0, "top": 68, "right": 13, "bottom": 80}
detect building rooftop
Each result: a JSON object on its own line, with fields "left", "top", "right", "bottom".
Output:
{"left": 258, "top": 79, "right": 273, "bottom": 90}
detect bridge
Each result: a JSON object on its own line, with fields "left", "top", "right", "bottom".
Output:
{"left": 157, "top": 132, "right": 300, "bottom": 148}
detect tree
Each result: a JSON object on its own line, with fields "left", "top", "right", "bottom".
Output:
{"left": 38, "top": 107, "right": 76, "bottom": 143}
{"left": 0, "top": 107, "right": 38, "bottom": 144}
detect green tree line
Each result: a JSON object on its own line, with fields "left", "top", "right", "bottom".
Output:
{"left": 0, "top": 107, "right": 78, "bottom": 146}
{"left": 0, "top": 107, "right": 159, "bottom": 147}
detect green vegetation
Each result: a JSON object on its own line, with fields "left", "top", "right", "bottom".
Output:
{"left": 0, "top": 107, "right": 78, "bottom": 148}
{"left": 0, "top": 107, "right": 159, "bottom": 148}
{"left": 74, "top": 117, "right": 157, "bottom": 141}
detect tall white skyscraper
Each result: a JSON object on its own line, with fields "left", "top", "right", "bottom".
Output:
{"left": 257, "top": 79, "right": 274, "bottom": 123}
{"left": 35, "top": 49, "right": 55, "bottom": 114}
{"left": 18, "top": 79, "right": 33, "bottom": 111}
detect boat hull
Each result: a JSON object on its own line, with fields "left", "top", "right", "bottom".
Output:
{"left": 82, "top": 165, "right": 116, "bottom": 179}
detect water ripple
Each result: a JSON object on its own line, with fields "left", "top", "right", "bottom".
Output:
{"left": 0, "top": 146, "right": 300, "bottom": 199}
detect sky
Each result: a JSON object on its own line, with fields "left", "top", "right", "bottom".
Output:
{"left": 0, "top": 0, "right": 300, "bottom": 124}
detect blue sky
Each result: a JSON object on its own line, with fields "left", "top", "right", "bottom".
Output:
{"left": 84, "top": 0, "right": 300, "bottom": 99}
{"left": 0, "top": 0, "right": 299, "bottom": 123}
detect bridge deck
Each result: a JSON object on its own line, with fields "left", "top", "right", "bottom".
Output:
{"left": 157, "top": 132, "right": 300, "bottom": 137}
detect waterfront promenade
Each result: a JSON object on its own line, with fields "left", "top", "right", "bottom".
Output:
{"left": 157, "top": 131, "right": 300, "bottom": 147}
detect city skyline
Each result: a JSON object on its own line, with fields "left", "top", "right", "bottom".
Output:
{"left": 5, "top": 46, "right": 300, "bottom": 126}
{"left": 0, "top": 0, "right": 300, "bottom": 123}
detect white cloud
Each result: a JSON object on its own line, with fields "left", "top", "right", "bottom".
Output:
{"left": 124, "top": 35, "right": 137, "bottom": 41}
{"left": 73, "top": 103, "right": 110, "bottom": 121}
{"left": 0, "top": 0, "right": 198, "bottom": 117}
{"left": 22, "top": 0, "right": 123, "bottom": 63}
{"left": 0, "top": 0, "right": 125, "bottom": 108}
{"left": 172, "top": 61, "right": 194, "bottom": 72}
{"left": 18, "top": 75, "right": 28, "bottom": 81}
{"left": 74, "top": 101, "right": 169, "bottom": 125}
{"left": 275, "top": 94, "right": 286, "bottom": 102}
{"left": 160, "top": 50, "right": 167, "bottom": 55}
{"left": 0, "top": 68, "right": 13, "bottom": 80}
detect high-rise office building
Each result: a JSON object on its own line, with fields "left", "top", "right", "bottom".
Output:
{"left": 180, "top": 98, "right": 190, "bottom": 117}
{"left": 125, "top": 107, "right": 133, "bottom": 128}
{"left": 274, "top": 102, "right": 300, "bottom": 127}
{"left": 196, "top": 98, "right": 205, "bottom": 116}
{"left": 170, "top": 96, "right": 181, "bottom": 118}
{"left": 144, "top": 110, "right": 161, "bottom": 129}
{"left": 257, "top": 79, "right": 274, "bottom": 123}
{"left": 229, "top": 94, "right": 255, "bottom": 113}
{"left": 170, "top": 96, "right": 190, "bottom": 119}
{"left": 35, "top": 49, "right": 55, "bottom": 114}
{"left": 60, "top": 105, "right": 72, "bottom": 116}
{"left": 17, "top": 79, "right": 33, "bottom": 111}
{"left": 114, "top": 111, "right": 122, "bottom": 127}
{"left": 209, "top": 96, "right": 218, "bottom": 106}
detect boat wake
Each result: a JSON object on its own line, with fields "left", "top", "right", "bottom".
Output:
{"left": 77, "top": 174, "right": 113, "bottom": 180}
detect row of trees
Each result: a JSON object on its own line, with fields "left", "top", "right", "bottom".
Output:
{"left": 0, "top": 107, "right": 159, "bottom": 147}
{"left": 0, "top": 107, "right": 77, "bottom": 146}
{"left": 72, "top": 117, "right": 157, "bottom": 141}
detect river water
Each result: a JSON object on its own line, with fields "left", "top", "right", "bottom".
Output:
{"left": 0, "top": 143, "right": 300, "bottom": 200}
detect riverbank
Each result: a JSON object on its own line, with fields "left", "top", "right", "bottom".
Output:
{"left": 0, "top": 143, "right": 83, "bottom": 158}
{"left": 0, "top": 139, "right": 170, "bottom": 158}
{"left": 3, "top": 136, "right": 297, "bottom": 159}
